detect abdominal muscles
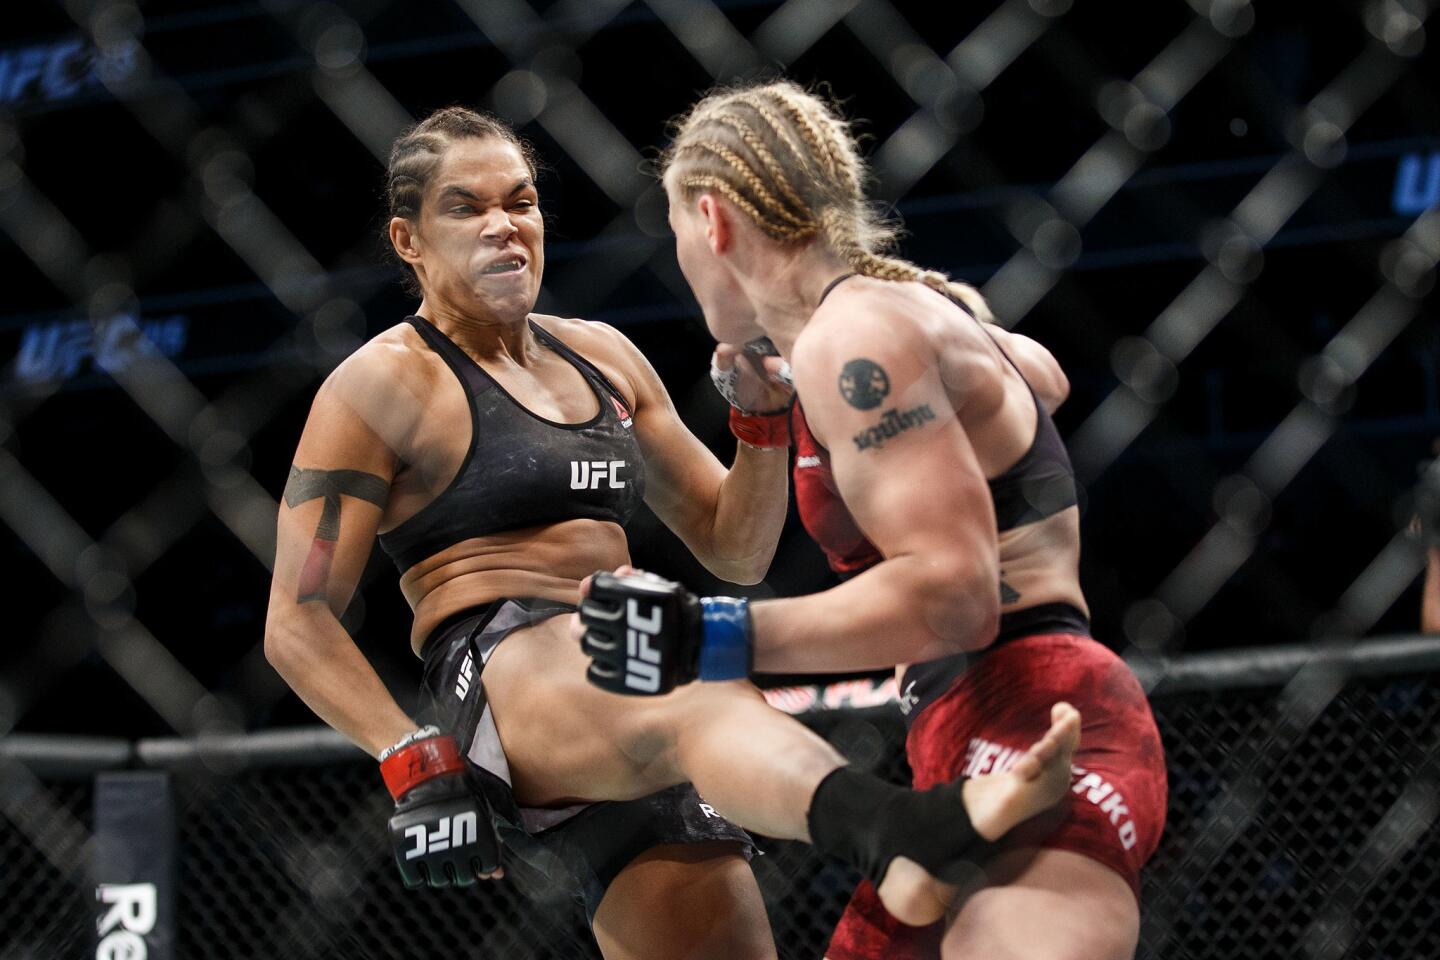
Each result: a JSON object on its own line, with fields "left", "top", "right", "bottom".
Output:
{"left": 402, "top": 518, "right": 631, "bottom": 652}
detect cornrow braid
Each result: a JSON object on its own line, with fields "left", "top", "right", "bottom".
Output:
{"left": 777, "top": 85, "right": 864, "bottom": 195}
{"left": 679, "top": 141, "right": 811, "bottom": 228}
{"left": 663, "top": 81, "right": 998, "bottom": 318}
{"left": 750, "top": 89, "right": 839, "bottom": 184}
{"left": 767, "top": 86, "right": 861, "bottom": 198}
{"left": 819, "top": 207, "right": 950, "bottom": 291}
{"left": 855, "top": 252, "right": 952, "bottom": 290}
{"left": 711, "top": 114, "right": 812, "bottom": 221}
{"left": 679, "top": 175, "right": 817, "bottom": 242}
{"left": 729, "top": 95, "right": 812, "bottom": 177}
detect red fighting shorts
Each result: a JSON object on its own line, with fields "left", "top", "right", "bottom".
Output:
{"left": 826, "top": 631, "right": 1168, "bottom": 960}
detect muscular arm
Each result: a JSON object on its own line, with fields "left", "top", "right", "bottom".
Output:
{"left": 601, "top": 325, "right": 789, "bottom": 585}
{"left": 264, "top": 352, "right": 417, "bottom": 758}
{"left": 748, "top": 309, "right": 1000, "bottom": 673}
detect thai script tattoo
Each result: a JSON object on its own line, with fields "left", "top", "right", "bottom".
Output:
{"left": 852, "top": 404, "right": 937, "bottom": 451}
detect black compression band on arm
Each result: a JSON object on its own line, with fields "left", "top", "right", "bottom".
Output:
{"left": 806, "top": 766, "right": 996, "bottom": 885}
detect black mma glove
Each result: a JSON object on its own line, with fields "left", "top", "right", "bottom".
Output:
{"left": 579, "top": 570, "right": 752, "bottom": 695}
{"left": 379, "top": 727, "right": 501, "bottom": 888}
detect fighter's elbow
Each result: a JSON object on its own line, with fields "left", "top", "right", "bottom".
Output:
{"left": 702, "top": 543, "right": 776, "bottom": 586}
{"left": 263, "top": 601, "right": 316, "bottom": 673}
{"left": 915, "top": 558, "right": 1000, "bottom": 656}
{"left": 727, "top": 565, "right": 769, "bottom": 586}
{"left": 705, "top": 560, "right": 767, "bottom": 587}
{"left": 263, "top": 613, "right": 296, "bottom": 671}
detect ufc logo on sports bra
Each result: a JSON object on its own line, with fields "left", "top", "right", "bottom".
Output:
{"left": 404, "top": 812, "right": 480, "bottom": 860}
{"left": 624, "top": 599, "right": 664, "bottom": 693}
{"left": 570, "top": 460, "right": 626, "bottom": 490}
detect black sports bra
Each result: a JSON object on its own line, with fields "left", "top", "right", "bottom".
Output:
{"left": 816, "top": 274, "right": 1077, "bottom": 531}
{"left": 377, "top": 316, "right": 646, "bottom": 573}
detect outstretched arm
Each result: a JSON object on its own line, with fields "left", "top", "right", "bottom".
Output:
{"left": 576, "top": 311, "right": 999, "bottom": 688}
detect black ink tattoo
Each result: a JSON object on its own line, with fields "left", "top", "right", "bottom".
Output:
{"left": 284, "top": 466, "right": 388, "bottom": 603}
{"left": 852, "top": 404, "right": 937, "bottom": 451}
{"left": 1000, "top": 579, "right": 1021, "bottom": 605}
{"left": 838, "top": 358, "right": 890, "bottom": 410}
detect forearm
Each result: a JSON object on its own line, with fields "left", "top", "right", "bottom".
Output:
{"left": 699, "top": 442, "right": 789, "bottom": 583}
{"left": 1424, "top": 548, "right": 1440, "bottom": 634}
{"left": 265, "top": 605, "right": 417, "bottom": 758}
{"left": 747, "top": 556, "right": 999, "bottom": 674}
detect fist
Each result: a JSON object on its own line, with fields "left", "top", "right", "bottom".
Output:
{"left": 381, "top": 733, "right": 503, "bottom": 887}
{"left": 712, "top": 339, "right": 794, "bottom": 415}
{"left": 577, "top": 569, "right": 702, "bottom": 695}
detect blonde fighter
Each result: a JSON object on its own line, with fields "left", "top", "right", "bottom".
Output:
{"left": 577, "top": 81, "right": 1167, "bottom": 959}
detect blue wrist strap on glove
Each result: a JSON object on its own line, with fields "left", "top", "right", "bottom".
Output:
{"left": 698, "top": 597, "right": 752, "bottom": 681}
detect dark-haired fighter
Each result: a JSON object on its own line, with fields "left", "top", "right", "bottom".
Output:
{"left": 578, "top": 81, "right": 1167, "bottom": 959}
{"left": 264, "top": 105, "right": 1081, "bottom": 959}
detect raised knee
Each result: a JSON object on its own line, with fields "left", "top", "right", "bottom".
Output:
{"left": 609, "top": 700, "right": 685, "bottom": 778}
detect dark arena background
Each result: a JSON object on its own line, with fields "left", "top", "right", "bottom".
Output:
{"left": 2, "top": 1, "right": 1439, "bottom": 958}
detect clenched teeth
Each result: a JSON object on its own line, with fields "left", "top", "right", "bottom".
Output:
{"left": 482, "top": 259, "right": 523, "bottom": 275}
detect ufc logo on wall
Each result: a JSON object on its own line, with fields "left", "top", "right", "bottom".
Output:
{"left": 403, "top": 812, "right": 480, "bottom": 860}
{"left": 570, "top": 460, "right": 626, "bottom": 490}
{"left": 624, "top": 599, "right": 663, "bottom": 693}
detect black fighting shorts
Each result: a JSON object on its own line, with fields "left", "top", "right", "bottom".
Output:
{"left": 418, "top": 598, "right": 755, "bottom": 921}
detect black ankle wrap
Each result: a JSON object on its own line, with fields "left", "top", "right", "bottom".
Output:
{"left": 806, "top": 767, "right": 996, "bottom": 885}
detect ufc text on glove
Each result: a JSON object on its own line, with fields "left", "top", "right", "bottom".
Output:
{"left": 579, "top": 570, "right": 753, "bottom": 695}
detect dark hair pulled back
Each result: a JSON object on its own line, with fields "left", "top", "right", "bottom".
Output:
{"left": 383, "top": 106, "right": 538, "bottom": 295}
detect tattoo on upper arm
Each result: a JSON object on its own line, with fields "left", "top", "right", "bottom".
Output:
{"left": 852, "top": 404, "right": 936, "bottom": 451}
{"left": 283, "top": 466, "right": 388, "bottom": 603}
{"left": 838, "top": 359, "right": 890, "bottom": 410}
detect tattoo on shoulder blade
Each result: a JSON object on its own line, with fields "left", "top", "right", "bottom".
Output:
{"left": 284, "top": 466, "right": 388, "bottom": 603}
{"left": 838, "top": 358, "right": 890, "bottom": 410}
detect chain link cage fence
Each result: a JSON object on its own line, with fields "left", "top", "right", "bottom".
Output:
{"left": 2, "top": 0, "right": 1439, "bottom": 957}
{"left": 3, "top": 640, "right": 1439, "bottom": 959}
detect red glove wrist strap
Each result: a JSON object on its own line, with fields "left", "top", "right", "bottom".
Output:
{"left": 729, "top": 406, "right": 791, "bottom": 448}
{"left": 380, "top": 735, "right": 464, "bottom": 801}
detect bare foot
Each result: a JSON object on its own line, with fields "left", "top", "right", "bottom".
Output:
{"left": 876, "top": 702, "right": 1082, "bottom": 926}
{"left": 963, "top": 701, "right": 1081, "bottom": 841}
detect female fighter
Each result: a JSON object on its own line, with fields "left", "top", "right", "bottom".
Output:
{"left": 578, "top": 81, "right": 1167, "bottom": 959}
{"left": 264, "top": 106, "right": 1080, "bottom": 959}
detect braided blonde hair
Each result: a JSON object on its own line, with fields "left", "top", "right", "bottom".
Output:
{"left": 661, "top": 80, "right": 988, "bottom": 313}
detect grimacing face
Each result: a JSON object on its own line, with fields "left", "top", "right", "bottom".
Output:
{"left": 409, "top": 137, "right": 544, "bottom": 323}
{"left": 664, "top": 173, "right": 763, "bottom": 344}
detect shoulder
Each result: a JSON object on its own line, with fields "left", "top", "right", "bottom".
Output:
{"left": 793, "top": 277, "right": 978, "bottom": 384}
{"left": 980, "top": 326, "right": 1070, "bottom": 412}
{"left": 530, "top": 313, "right": 650, "bottom": 401}
{"left": 315, "top": 320, "right": 438, "bottom": 414}
{"left": 530, "top": 313, "right": 634, "bottom": 357}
